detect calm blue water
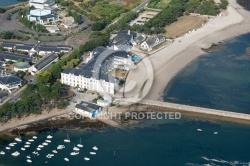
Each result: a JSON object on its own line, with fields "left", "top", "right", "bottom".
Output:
{"left": 163, "top": 33, "right": 250, "bottom": 114}
{"left": 0, "top": 118, "right": 250, "bottom": 166}
{"left": 0, "top": 0, "right": 27, "bottom": 7}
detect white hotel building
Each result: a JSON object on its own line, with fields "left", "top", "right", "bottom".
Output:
{"left": 61, "top": 48, "right": 133, "bottom": 95}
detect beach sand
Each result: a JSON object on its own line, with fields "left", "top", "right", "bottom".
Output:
{"left": 0, "top": 102, "right": 75, "bottom": 132}
{"left": 125, "top": 0, "right": 250, "bottom": 101}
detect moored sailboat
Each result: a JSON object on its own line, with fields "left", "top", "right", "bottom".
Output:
{"left": 77, "top": 138, "right": 83, "bottom": 148}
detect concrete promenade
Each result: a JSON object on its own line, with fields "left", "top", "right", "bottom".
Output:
{"left": 136, "top": 99, "right": 250, "bottom": 121}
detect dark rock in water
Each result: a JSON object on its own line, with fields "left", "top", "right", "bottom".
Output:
{"left": 202, "top": 43, "right": 223, "bottom": 53}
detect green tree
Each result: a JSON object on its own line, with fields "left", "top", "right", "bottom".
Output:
{"left": 50, "top": 81, "right": 61, "bottom": 100}
{"left": 35, "top": 71, "right": 52, "bottom": 84}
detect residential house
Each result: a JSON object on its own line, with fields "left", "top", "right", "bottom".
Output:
{"left": 133, "top": 34, "right": 146, "bottom": 45}
{"left": 0, "top": 74, "right": 22, "bottom": 93}
{"left": 113, "top": 30, "right": 137, "bottom": 51}
{"left": 140, "top": 34, "right": 165, "bottom": 51}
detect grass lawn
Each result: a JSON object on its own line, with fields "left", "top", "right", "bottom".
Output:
{"left": 92, "top": 1, "right": 125, "bottom": 18}
{"left": 165, "top": 15, "right": 207, "bottom": 38}
{"left": 121, "top": 0, "right": 144, "bottom": 9}
{"left": 147, "top": 0, "right": 171, "bottom": 9}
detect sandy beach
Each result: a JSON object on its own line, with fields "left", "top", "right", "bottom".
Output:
{"left": 124, "top": 0, "right": 250, "bottom": 101}
{"left": 0, "top": 102, "right": 75, "bottom": 132}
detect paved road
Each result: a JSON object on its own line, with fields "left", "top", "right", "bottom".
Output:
{"left": 133, "top": 0, "right": 150, "bottom": 12}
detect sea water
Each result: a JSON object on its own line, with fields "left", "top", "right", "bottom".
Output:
{"left": 0, "top": 118, "right": 250, "bottom": 166}
{"left": 0, "top": 0, "right": 27, "bottom": 7}
{"left": 163, "top": 33, "right": 250, "bottom": 114}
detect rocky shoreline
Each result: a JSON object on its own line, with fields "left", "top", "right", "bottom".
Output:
{"left": 0, "top": 114, "right": 108, "bottom": 142}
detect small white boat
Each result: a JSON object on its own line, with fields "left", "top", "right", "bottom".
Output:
{"left": 46, "top": 154, "right": 52, "bottom": 158}
{"left": 27, "top": 159, "right": 32, "bottom": 163}
{"left": 26, "top": 156, "right": 31, "bottom": 159}
{"left": 77, "top": 138, "right": 83, "bottom": 148}
{"left": 13, "top": 142, "right": 17, "bottom": 145}
{"left": 47, "top": 135, "right": 53, "bottom": 139}
{"left": 84, "top": 157, "right": 90, "bottom": 161}
{"left": 15, "top": 138, "right": 22, "bottom": 142}
{"left": 0, "top": 151, "right": 5, "bottom": 155}
{"left": 45, "top": 140, "right": 51, "bottom": 143}
{"left": 42, "top": 142, "right": 48, "bottom": 146}
{"left": 24, "top": 145, "right": 30, "bottom": 148}
{"left": 92, "top": 146, "right": 98, "bottom": 151}
{"left": 64, "top": 139, "right": 70, "bottom": 143}
{"left": 38, "top": 145, "right": 44, "bottom": 148}
{"left": 214, "top": 132, "right": 218, "bottom": 134}
{"left": 197, "top": 129, "right": 202, "bottom": 132}
{"left": 64, "top": 158, "right": 69, "bottom": 162}
{"left": 21, "top": 148, "right": 26, "bottom": 151}
{"left": 36, "top": 148, "right": 41, "bottom": 151}
{"left": 9, "top": 143, "right": 15, "bottom": 147}
{"left": 11, "top": 151, "right": 20, "bottom": 157}
{"left": 25, "top": 142, "right": 31, "bottom": 145}
{"left": 28, "top": 139, "right": 34, "bottom": 142}
{"left": 52, "top": 150, "right": 57, "bottom": 154}
{"left": 32, "top": 151, "right": 37, "bottom": 154}
{"left": 57, "top": 145, "right": 65, "bottom": 150}
{"left": 50, "top": 154, "right": 54, "bottom": 157}
{"left": 5, "top": 147, "right": 10, "bottom": 150}
{"left": 70, "top": 151, "right": 79, "bottom": 156}
{"left": 32, "top": 136, "right": 37, "bottom": 139}
{"left": 64, "top": 133, "right": 70, "bottom": 143}
{"left": 90, "top": 152, "right": 96, "bottom": 155}
{"left": 73, "top": 146, "right": 80, "bottom": 151}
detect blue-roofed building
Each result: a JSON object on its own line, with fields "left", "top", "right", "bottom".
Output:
{"left": 75, "top": 101, "right": 102, "bottom": 118}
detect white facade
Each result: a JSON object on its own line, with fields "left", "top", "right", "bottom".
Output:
{"left": 27, "top": 9, "right": 58, "bottom": 25}
{"left": 74, "top": 107, "right": 92, "bottom": 118}
{"left": 140, "top": 35, "right": 165, "bottom": 51}
{"left": 29, "top": 0, "right": 55, "bottom": 9}
{"left": 61, "top": 73, "right": 115, "bottom": 95}
{"left": 97, "top": 100, "right": 110, "bottom": 107}
{"left": 113, "top": 56, "right": 134, "bottom": 70}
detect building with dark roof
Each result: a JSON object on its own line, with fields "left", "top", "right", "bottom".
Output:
{"left": 0, "top": 74, "right": 22, "bottom": 93}
{"left": 75, "top": 101, "right": 102, "bottom": 118}
{"left": 0, "top": 41, "right": 72, "bottom": 56}
{"left": 61, "top": 49, "right": 134, "bottom": 95}
{"left": 133, "top": 34, "right": 146, "bottom": 45}
{"left": 113, "top": 30, "right": 136, "bottom": 51}
{"left": 0, "top": 51, "right": 33, "bottom": 63}
{"left": 30, "top": 52, "right": 58, "bottom": 75}
{"left": 14, "top": 61, "right": 31, "bottom": 72}
{"left": 140, "top": 34, "right": 165, "bottom": 51}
